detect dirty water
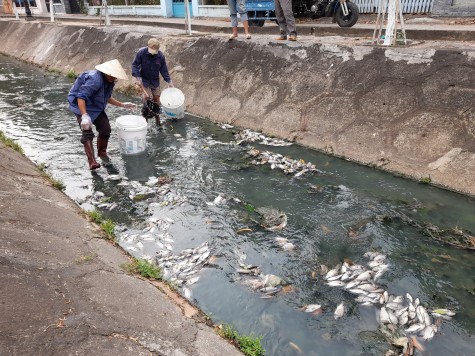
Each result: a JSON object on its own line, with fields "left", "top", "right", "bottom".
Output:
{"left": 0, "top": 54, "right": 474, "bottom": 356}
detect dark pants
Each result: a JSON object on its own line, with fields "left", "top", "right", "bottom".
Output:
{"left": 76, "top": 111, "right": 111, "bottom": 144}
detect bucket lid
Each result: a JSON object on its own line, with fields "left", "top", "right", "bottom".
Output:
{"left": 115, "top": 115, "right": 148, "bottom": 131}
{"left": 160, "top": 88, "right": 185, "bottom": 108}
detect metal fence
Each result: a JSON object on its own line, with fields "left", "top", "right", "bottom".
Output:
{"left": 353, "top": 0, "right": 433, "bottom": 14}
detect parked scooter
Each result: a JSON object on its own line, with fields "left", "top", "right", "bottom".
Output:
{"left": 308, "top": 0, "right": 359, "bottom": 28}
{"left": 247, "top": 0, "right": 359, "bottom": 28}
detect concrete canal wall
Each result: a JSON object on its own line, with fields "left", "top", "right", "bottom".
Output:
{"left": 0, "top": 20, "right": 474, "bottom": 197}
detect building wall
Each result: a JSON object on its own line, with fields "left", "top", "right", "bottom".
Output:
{"left": 432, "top": 0, "right": 475, "bottom": 16}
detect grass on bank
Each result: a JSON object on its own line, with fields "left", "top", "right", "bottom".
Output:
{"left": 122, "top": 258, "right": 162, "bottom": 280}
{"left": 85, "top": 209, "right": 115, "bottom": 240}
{"left": 38, "top": 163, "right": 65, "bottom": 190}
{"left": 0, "top": 130, "right": 24, "bottom": 154}
{"left": 218, "top": 324, "right": 265, "bottom": 356}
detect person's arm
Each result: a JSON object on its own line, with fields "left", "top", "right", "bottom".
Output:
{"left": 77, "top": 98, "right": 92, "bottom": 130}
{"left": 159, "top": 54, "right": 172, "bottom": 85}
{"left": 131, "top": 50, "right": 142, "bottom": 81}
{"left": 77, "top": 98, "right": 87, "bottom": 115}
{"left": 108, "top": 97, "right": 136, "bottom": 109}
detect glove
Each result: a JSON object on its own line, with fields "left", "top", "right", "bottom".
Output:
{"left": 168, "top": 81, "right": 174, "bottom": 88}
{"left": 122, "top": 102, "right": 137, "bottom": 110}
{"left": 80, "top": 113, "right": 92, "bottom": 130}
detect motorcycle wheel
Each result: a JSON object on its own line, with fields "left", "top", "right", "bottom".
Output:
{"left": 249, "top": 19, "right": 265, "bottom": 27}
{"left": 335, "top": 2, "right": 359, "bottom": 28}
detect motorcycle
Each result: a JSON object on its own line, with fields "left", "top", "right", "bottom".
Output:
{"left": 247, "top": 0, "right": 359, "bottom": 28}
{"left": 308, "top": 0, "right": 359, "bottom": 28}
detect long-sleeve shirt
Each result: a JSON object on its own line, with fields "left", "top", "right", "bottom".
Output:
{"left": 131, "top": 47, "right": 171, "bottom": 88}
{"left": 67, "top": 70, "right": 114, "bottom": 122}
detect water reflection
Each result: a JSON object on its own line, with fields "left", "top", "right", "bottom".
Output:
{"left": 1, "top": 54, "right": 475, "bottom": 355}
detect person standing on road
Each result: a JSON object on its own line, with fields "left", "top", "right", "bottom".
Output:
{"left": 68, "top": 59, "right": 136, "bottom": 170}
{"left": 275, "top": 0, "right": 297, "bottom": 41}
{"left": 132, "top": 38, "right": 173, "bottom": 126}
{"left": 227, "top": 0, "right": 251, "bottom": 40}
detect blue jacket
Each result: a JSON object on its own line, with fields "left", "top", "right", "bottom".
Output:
{"left": 68, "top": 70, "right": 114, "bottom": 122}
{"left": 131, "top": 47, "right": 171, "bottom": 88}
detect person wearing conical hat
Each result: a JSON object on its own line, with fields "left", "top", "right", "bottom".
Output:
{"left": 132, "top": 38, "right": 174, "bottom": 126}
{"left": 68, "top": 59, "right": 136, "bottom": 170}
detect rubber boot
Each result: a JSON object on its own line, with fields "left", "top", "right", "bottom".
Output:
{"left": 83, "top": 141, "right": 101, "bottom": 170}
{"left": 97, "top": 136, "right": 109, "bottom": 159}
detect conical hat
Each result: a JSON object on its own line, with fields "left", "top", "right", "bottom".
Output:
{"left": 95, "top": 59, "right": 128, "bottom": 80}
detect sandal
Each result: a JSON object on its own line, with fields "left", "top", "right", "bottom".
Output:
{"left": 229, "top": 34, "right": 238, "bottom": 41}
{"left": 246, "top": 34, "right": 251, "bottom": 40}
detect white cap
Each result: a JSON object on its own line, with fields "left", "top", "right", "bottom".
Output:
{"left": 95, "top": 59, "right": 128, "bottom": 80}
{"left": 148, "top": 38, "right": 160, "bottom": 55}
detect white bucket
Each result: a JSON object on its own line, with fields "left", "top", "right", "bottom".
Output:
{"left": 115, "top": 115, "right": 148, "bottom": 155}
{"left": 160, "top": 88, "right": 185, "bottom": 119}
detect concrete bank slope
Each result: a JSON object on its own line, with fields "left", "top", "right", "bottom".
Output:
{"left": 0, "top": 20, "right": 474, "bottom": 197}
{"left": 0, "top": 142, "right": 242, "bottom": 354}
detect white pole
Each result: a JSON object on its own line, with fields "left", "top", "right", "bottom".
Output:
{"left": 383, "top": 0, "right": 397, "bottom": 46}
{"left": 184, "top": 0, "right": 192, "bottom": 35}
{"left": 50, "top": 0, "right": 55, "bottom": 22}
{"left": 12, "top": 1, "right": 19, "bottom": 20}
{"left": 103, "top": 0, "right": 111, "bottom": 26}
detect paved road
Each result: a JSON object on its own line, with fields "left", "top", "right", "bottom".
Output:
{"left": 0, "top": 141, "right": 242, "bottom": 355}
{"left": 2, "top": 12, "right": 475, "bottom": 41}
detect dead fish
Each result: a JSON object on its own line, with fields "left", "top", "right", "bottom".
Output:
{"left": 348, "top": 288, "right": 368, "bottom": 295}
{"left": 186, "top": 276, "right": 200, "bottom": 285}
{"left": 420, "top": 324, "right": 437, "bottom": 341}
{"left": 301, "top": 304, "right": 322, "bottom": 313}
{"left": 431, "top": 308, "right": 455, "bottom": 317}
{"left": 289, "top": 341, "right": 303, "bottom": 354}
{"left": 380, "top": 306, "right": 390, "bottom": 324}
{"left": 355, "top": 270, "right": 373, "bottom": 281}
{"left": 405, "top": 323, "right": 426, "bottom": 334}
{"left": 327, "top": 280, "right": 346, "bottom": 287}
{"left": 236, "top": 228, "right": 253, "bottom": 236}
{"left": 334, "top": 302, "right": 345, "bottom": 319}
{"left": 431, "top": 312, "right": 452, "bottom": 321}
{"left": 324, "top": 264, "right": 341, "bottom": 280}
{"left": 260, "top": 286, "right": 281, "bottom": 295}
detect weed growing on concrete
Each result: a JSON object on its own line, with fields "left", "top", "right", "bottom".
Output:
{"left": 50, "top": 177, "right": 65, "bottom": 191}
{"left": 85, "top": 210, "right": 115, "bottom": 239}
{"left": 78, "top": 254, "right": 96, "bottom": 262}
{"left": 66, "top": 71, "right": 77, "bottom": 79}
{"left": 100, "top": 219, "right": 115, "bottom": 240}
{"left": 86, "top": 209, "right": 103, "bottom": 224}
{"left": 0, "top": 130, "right": 24, "bottom": 154}
{"left": 218, "top": 324, "right": 265, "bottom": 356}
{"left": 36, "top": 162, "right": 65, "bottom": 190}
{"left": 420, "top": 176, "right": 432, "bottom": 184}
{"left": 123, "top": 258, "right": 162, "bottom": 280}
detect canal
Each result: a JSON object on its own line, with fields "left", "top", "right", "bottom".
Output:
{"left": 1, "top": 54, "right": 474, "bottom": 355}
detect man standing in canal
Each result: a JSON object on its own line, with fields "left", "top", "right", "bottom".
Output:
{"left": 275, "top": 0, "right": 297, "bottom": 41}
{"left": 132, "top": 38, "right": 174, "bottom": 125}
{"left": 68, "top": 59, "right": 136, "bottom": 170}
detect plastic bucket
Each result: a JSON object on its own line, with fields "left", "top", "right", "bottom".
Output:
{"left": 160, "top": 88, "right": 185, "bottom": 119}
{"left": 115, "top": 115, "right": 148, "bottom": 155}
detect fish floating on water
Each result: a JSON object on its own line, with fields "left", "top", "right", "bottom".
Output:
{"left": 247, "top": 148, "right": 322, "bottom": 178}
{"left": 321, "top": 251, "right": 456, "bottom": 351}
{"left": 233, "top": 128, "right": 293, "bottom": 147}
